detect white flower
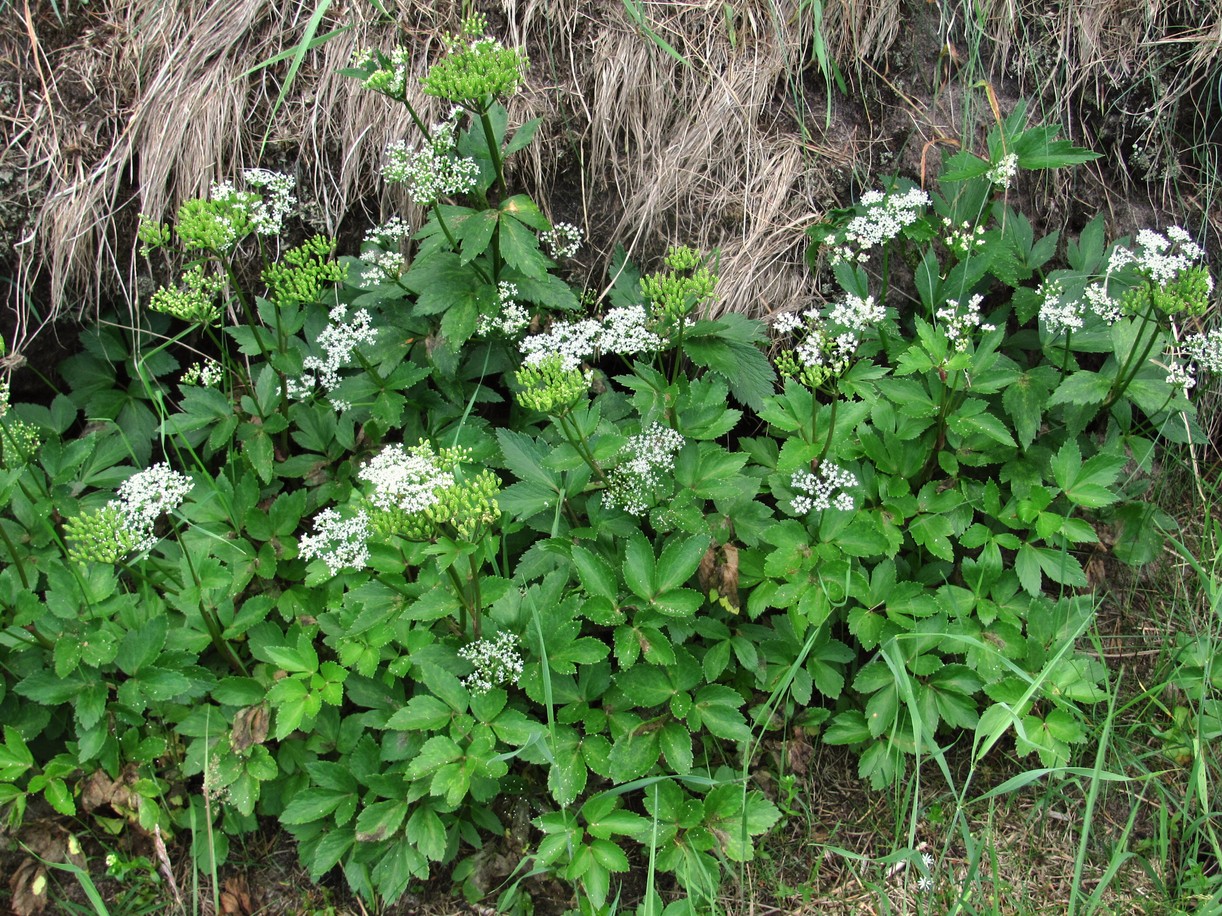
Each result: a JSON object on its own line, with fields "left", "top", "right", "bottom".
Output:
{"left": 1165, "top": 359, "right": 1196, "bottom": 395}
{"left": 833, "top": 188, "right": 930, "bottom": 264}
{"left": 1038, "top": 280, "right": 1084, "bottom": 335}
{"left": 772, "top": 312, "right": 803, "bottom": 335}
{"left": 241, "top": 169, "right": 297, "bottom": 236}
{"left": 519, "top": 306, "right": 662, "bottom": 371}
{"left": 459, "top": 632, "right": 524, "bottom": 694}
{"left": 298, "top": 508, "right": 370, "bottom": 575}
{"left": 117, "top": 464, "right": 193, "bottom": 533}
{"left": 383, "top": 116, "right": 480, "bottom": 206}
{"left": 1084, "top": 283, "right": 1123, "bottom": 324}
{"left": 986, "top": 152, "right": 1019, "bottom": 189}
{"left": 829, "top": 293, "right": 885, "bottom": 333}
{"left": 364, "top": 217, "right": 411, "bottom": 247}
{"left": 540, "top": 222, "right": 584, "bottom": 260}
{"left": 790, "top": 463, "right": 857, "bottom": 514}
{"left": 291, "top": 305, "right": 378, "bottom": 397}
{"left": 359, "top": 442, "right": 461, "bottom": 514}
{"left": 181, "top": 359, "right": 223, "bottom": 388}
{"left": 478, "top": 282, "right": 531, "bottom": 336}
{"left": 605, "top": 425, "right": 685, "bottom": 515}
{"left": 936, "top": 294, "right": 995, "bottom": 351}
{"left": 917, "top": 875, "right": 934, "bottom": 892}
{"left": 1184, "top": 329, "right": 1222, "bottom": 374}
{"left": 358, "top": 250, "right": 405, "bottom": 284}
{"left": 1109, "top": 227, "right": 1206, "bottom": 286}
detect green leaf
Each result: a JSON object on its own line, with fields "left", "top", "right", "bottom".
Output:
{"left": 623, "top": 532, "right": 655, "bottom": 600}
{"left": 608, "top": 727, "right": 660, "bottom": 782}
{"left": 498, "top": 215, "right": 549, "bottom": 278}
{"left": 654, "top": 535, "right": 709, "bottom": 594}
{"left": 659, "top": 722, "right": 693, "bottom": 774}
{"left": 1048, "top": 371, "right": 1111, "bottom": 408}
{"left": 406, "top": 805, "right": 448, "bottom": 861}
{"left": 115, "top": 615, "right": 169, "bottom": 677}
{"left": 386, "top": 695, "right": 453, "bottom": 731}
{"left": 355, "top": 799, "right": 410, "bottom": 843}
{"left": 571, "top": 545, "right": 619, "bottom": 601}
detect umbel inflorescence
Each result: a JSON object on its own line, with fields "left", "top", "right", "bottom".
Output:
{"left": 65, "top": 464, "right": 193, "bottom": 563}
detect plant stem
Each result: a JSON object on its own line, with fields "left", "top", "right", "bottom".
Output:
{"left": 555, "top": 413, "right": 607, "bottom": 485}
{"left": 467, "top": 553, "right": 483, "bottom": 639}
{"left": 477, "top": 106, "right": 508, "bottom": 199}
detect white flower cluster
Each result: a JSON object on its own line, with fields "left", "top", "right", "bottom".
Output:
{"left": 790, "top": 463, "right": 857, "bottom": 514}
{"left": 114, "top": 464, "right": 193, "bottom": 552}
{"left": 360, "top": 442, "right": 462, "bottom": 514}
{"left": 355, "top": 47, "right": 411, "bottom": 97}
{"left": 605, "top": 425, "right": 685, "bottom": 515}
{"left": 459, "top": 632, "right": 524, "bottom": 695}
{"left": 364, "top": 217, "right": 411, "bottom": 248}
{"left": 181, "top": 359, "right": 223, "bottom": 388}
{"left": 540, "top": 222, "right": 583, "bottom": 260}
{"left": 298, "top": 508, "right": 370, "bottom": 574}
{"left": 986, "top": 152, "right": 1019, "bottom": 189}
{"left": 917, "top": 851, "right": 936, "bottom": 892}
{"left": 828, "top": 293, "right": 886, "bottom": 333}
{"left": 943, "top": 218, "right": 986, "bottom": 256}
{"left": 383, "top": 113, "right": 480, "bottom": 206}
{"left": 1038, "top": 279, "right": 1084, "bottom": 336}
{"left": 241, "top": 169, "right": 297, "bottom": 235}
{"left": 1084, "top": 282, "right": 1123, "bottom": 324}
{"left": 1184, "top": 329, "right": 1222, "bottom": 374}
{"left": 478, "top": 282, "right": 530, "bottom": 336}
{"left": 358, "top": 250, "right": 406, "bottom": 285}
{"left": 1165, "top": 359, "right": 1195, "bottom": 395}
{"left": 288, "top": 305, "right": 378, "bottom": 399}
{"left": 936, "top": 294, "right": 996, "bottom": 351}
{"left": 1108, "top": 226, "right": 1208, "bottom": 287}
{"left": 0, "top": 376, "right": 9, "bottom": 417}
{"left": 519, "top": 305, "right": 662, "bottom": 371}
{"left": 831, "top": 188, "right": 930, "bottom": 264}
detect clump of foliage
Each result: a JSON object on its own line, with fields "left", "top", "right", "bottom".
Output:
{"left": 0, "top": 20, "right": 1217, "bottom": 916}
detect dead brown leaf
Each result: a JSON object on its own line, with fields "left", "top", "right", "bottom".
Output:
{"left": 230, "top": 704, "right": 270, "bottom": 753}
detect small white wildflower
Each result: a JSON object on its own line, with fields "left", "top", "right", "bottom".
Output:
{"left": 1083, "top": 283, "right": 1123, "bottom": 324}
{"left": 459, "top": 632, "right": 524, "bottom": 694}
{"left": 921, "top": 852, "right": 935, "bottom": 868}
{"left": 298, "top": 508, "right": 370, "bottom": 575}
{"left": 834, "top": 188, "right": 930, "bottom": 264}
{"left": 917, "top": 875, "right": 934, "bottom": 892}
{"left": 519, "top": 306, "right": 661, "bottom": 370}
{"left": 291, "top": 305, "right": 378, "bottom": 397}
{"left": 1038, "top": 280, "right": 1084, "bottom": 335}
{"left": 360, "top": 442, "right": 460, "bottom": 514}
{"left": 330, "top": 398, "right": 352, "bottom": 413}
{"left": 986, "top": 152, "right": 1019, "bottom": 189}
{"left": 605, "top": 425, "right": 685, "bottom": 515}
{"left": 364, "top": 217, "right": 411, "bottom": 247}
{"left": 1184, "top": 329, "right": 1222, "bottom": 374}
{"left": 117, "top": 463, "right": 193, "bottom": 533}
{"left": 943, "top": 217, "right": 987, "bottom": 256}
{"left": 936, "top": 294, "right": 994, "bottom": 351}
{"left": 772, "top": 312, "right": 803, "bottom": 335}
{"left": 181, "top": 359, "right": 223, "bottom": 388}
{"left": 790, "top": 463, "right": 858, "bottom": 514}
{"left": 383, "top": 117, "right": 480, "bottom": 206}
{"left": 829, "top": 293, "right": 886, "bottom": 333}
{"left": 540, "top": 222, "right": 583, "bottom": 260}
{"left": 359, "top": 250, "right": 406, "bottom": 284}
{"left": 478, "top": 282, "right": 531, "bottom": 336}
{"left": 242, "top": 169, "right": 297, "bottom": 236}
{"left": 1165, "top": 359, "right": 1196, "bottom": 395}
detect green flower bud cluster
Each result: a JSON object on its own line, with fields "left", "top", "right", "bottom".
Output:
{"left": 262, "top": 235, "right": 347, "bottom": 306}
{"left": 137, "top": 213, "right": 172, "bottom": 256}
{"left": 514, "top": 354, "right": 590, "bottom": 414}
{"left": 420, "top": 16, "right": 528, "bottom": 104}
{"left": 65, "top": 503, "right": 149, "bottom": 564}
{"left": 175, "top": 195, "right": 256, "bottom": 253}
{"left": 1152, "top": 265, "right": 1214, "bottom": 317}
{"left": 427, "top": 468, "right": 502, "bottom": 540}
{"left": 352, "top": 47, "right": 412, "bottom": 100}
{"left": 149, "top": 264, "right": 225, "bottom": 325}
{"left": 776, "top": 348, "right": 836, "bottom": 391}
{"left": 640, "top": 246, "right": 718, "bottom": 325}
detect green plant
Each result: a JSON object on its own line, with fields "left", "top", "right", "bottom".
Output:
{"left": 1, "top": 23, "right": 1219, "bottom": 916}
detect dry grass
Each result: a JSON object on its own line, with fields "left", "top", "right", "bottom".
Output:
{"left": 1, "top": 0, "right": 1218, "bottom": 356}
